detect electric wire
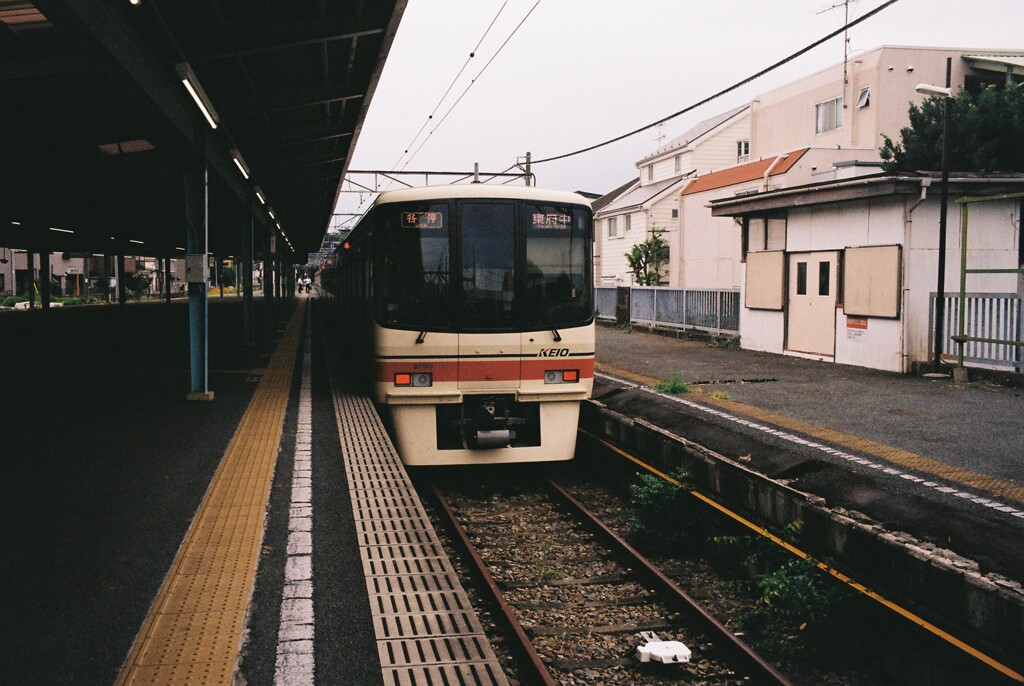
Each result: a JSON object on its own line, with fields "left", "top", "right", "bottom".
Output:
{"left": 401, "top": 0, "right": 542, "bottom": 170}
{"left": 530, "top": 0, "right": 898, "bottom": 166}
{"left": 390, "top": 0, "right": 511, "bottom": 173}
{"left": 341, "top": 1, "right": 528, "bottom": 224}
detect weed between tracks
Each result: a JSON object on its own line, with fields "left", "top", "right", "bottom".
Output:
{"left": 572, "top": 464, "right": 886, "bottom": 686}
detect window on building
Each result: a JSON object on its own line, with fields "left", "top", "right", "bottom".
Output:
{"left": 744, "top": 215, "right": 786, "bottom": 258}
{"left": 796, "top": 262, "right": 808, "bottom": 295}
{"left": 766, "top": 218, "right": 786, "bottom": 250}
{"left": 857, "top": 86, "right": 870, "bottom": 108}
{"left": 624, "top": 214, "right": 632, "bottom": 232}
{"left": 647, "top": 165, "right": 653, "bottom": 181}
{"left": 737, "top": 140, "right": 750, "bottom": 163}
{"left": 815, "top": 96, "right": 843, "bottom": 133}
{"left": 671, "top": 209, "right": 679, "bottom": 219}
{"left": 674, "top": 154, "right": 681, "bottom": 173}
{"left": 607, "top": 217, "right": 617, "bottom": 237}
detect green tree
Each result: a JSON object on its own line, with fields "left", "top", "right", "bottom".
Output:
{"left": 128, "top": 270, "right": 152, "bottom": 297}
{"left": 624, "top": 226, "right": 670, "bottom": 286}
{"left": 880, "top": 83, "right": 1024, "bottom": 173}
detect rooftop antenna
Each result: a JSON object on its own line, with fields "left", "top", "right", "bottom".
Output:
{"left": 818, "top": 0, "right": 852, "bottom": 108}
{"left": 655, "top": 122, "right": 666, "bottom": 147}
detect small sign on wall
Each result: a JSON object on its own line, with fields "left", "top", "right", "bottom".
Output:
{"left": 846, "top": 316, "right": 868, "bottom": 340}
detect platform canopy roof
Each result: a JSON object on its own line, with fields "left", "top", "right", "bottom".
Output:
{"left": 0, "top": 0, "right": 405, "bottom": 260}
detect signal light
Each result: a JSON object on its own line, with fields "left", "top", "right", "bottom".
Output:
{"left": 394, "top": 372, "right": 432, "bottom": 387}
{"left": 544, "top": 369, "right": 580, "bottom": 384}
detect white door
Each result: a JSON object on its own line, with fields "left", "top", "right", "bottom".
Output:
{"left": 787, "top": 251, "right": 838, "bottom": 356}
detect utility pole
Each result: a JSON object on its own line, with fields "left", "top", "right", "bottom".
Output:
{"left": 524, "top": 151, "right": 532, "bottom": 187}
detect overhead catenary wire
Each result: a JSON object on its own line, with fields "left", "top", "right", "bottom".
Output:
{"left": 336, "top": 0, "right": 535, "bottom": 231}
{"left": 530, "top": 0, "right": 898, "bottom": 166}
{"left": 390, "top": 0, "right": 512, "bottom": 173}
{"left": 401, "top": 0, "right": 542, "bottom": 170}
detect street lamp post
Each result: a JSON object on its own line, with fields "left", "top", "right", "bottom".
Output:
{"left": 916, "top": 56, "right": 953, "bottom": 375}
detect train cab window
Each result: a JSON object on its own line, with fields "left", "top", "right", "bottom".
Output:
{"left": 524, "top": 204, "right": 592, "bottom": 328}
{"left": 459, "top": 203, "right": 516, "bottom": 329}
{"left": 375, "top": 203, "right": 451, "bottom": 328}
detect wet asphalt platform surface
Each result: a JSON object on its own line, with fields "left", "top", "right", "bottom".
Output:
{"left": 592, "top": 324, "right": 1024, "bottom": 583}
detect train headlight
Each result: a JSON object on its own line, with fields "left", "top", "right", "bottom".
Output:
{"left": 395, "top": 372, "right": 432, "bottom": 387}
{"left": 544, "top": 369, "right": 579, "bottom": 384}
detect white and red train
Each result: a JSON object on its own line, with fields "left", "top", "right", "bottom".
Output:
{"left": 319, "top": 184, "right": 595, "bottom": 465}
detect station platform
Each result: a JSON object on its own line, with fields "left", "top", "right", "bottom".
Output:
{"left": 591, "top": 323, "right": 1024, "bottom": 582}
{"left": 2, "top": 299, "right": 1022, "bottom": 684}
{"left": 0, "top": 296, "right": 506, "bottom": 685}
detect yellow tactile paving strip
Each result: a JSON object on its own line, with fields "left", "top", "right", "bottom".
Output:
{"left": 116, "top": 305, "right": 305, "bottom": 686}
{"left": 595, "top": 361, "right": 1024, "bottom": 506}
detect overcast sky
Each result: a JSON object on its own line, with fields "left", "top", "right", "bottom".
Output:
{"left": 332, "top": 0, "right": 1023, "bottom": 228}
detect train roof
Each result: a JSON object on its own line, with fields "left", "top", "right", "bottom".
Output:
{"left": 371, "top": 184, "right": 593, "bottom": 208}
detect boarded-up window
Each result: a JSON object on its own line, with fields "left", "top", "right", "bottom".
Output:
{"left": 843, "top": 245, "right": 901, "bottom": 318}
{"left": 747, "top": 217, "right": 786, "bottom": 255}
{"left": 766, "top": 219, "right": 786, "bottom": 250}
{"left": 745, "top": 250, "right": 785, "bottom": 311}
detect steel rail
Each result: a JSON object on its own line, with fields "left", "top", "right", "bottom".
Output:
{"left": 427, "top": 483, "right": 556, "bottom": 686}
{"left": 545, "top": 478, "right": 794, "bottom": 686}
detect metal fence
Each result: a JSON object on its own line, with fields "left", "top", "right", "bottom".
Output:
{"left": 931, "top": 292, "right": 1023, "bottom": 371}
{"left": 596, "top": 286, "right": 740, "bottom": 335}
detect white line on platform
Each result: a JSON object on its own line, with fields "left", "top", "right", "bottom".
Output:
{"left": 276, "top": 317, "right": 315, "bottom": 686}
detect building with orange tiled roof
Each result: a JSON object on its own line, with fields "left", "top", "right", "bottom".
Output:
{"left": 595, "top": 106, "right": 750, "bottom": 286}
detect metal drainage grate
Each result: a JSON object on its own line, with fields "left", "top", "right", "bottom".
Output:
{"left": 330, "top": 388, "right": 509, "bottom": 686}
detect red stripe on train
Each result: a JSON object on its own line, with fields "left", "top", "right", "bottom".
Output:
{"left": 376, "top": 358, "right": 594, "bottom": 383}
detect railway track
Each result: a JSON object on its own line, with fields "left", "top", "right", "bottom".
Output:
{"left": 426, "top": 475, "right": 792, "bottom": 686}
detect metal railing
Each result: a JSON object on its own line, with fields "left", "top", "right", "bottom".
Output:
{"left": 596, "top": 286, "right": 740, "bottom": 335}
{"left": 930, "top": 292, "right": 1023, "bottom": 371}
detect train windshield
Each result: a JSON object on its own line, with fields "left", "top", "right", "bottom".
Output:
{"left": 460, "top": 203, "right": 516, "bottom": 329}
{"left": 375, "top": 203, "right": 451, "bottom": 328}
{"left": 523, "top": 204, "right": 591, "bottom": 329}
{"left": 375, "top": 199, "right": 592, "bottom": 331}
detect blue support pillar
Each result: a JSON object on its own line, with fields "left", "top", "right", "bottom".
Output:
{"left": 241, "top": 213, "right": 254, "bottom": 344}
{"left": 184, "top": 161, "right": 214, "bottom": 402}
{"left": 274, "top": 249, "right": 281, "bottom": 304}
{"left": 117, "top": 254, "right": 126, "bottom": 305}
{"left": 262, "top": 232, "right": 273, "bottom": 319}
{"left": 164, "top": 255, "right": 172, "bottom": 304}
{"left": 39, "top": 249, "right": 51, "bottom": 309}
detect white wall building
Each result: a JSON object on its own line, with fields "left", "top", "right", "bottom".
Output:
{"left": 710, "top": 174, "right": 1024, "bottom": 373}
{"left": 672, "top": 147, "right": 870, "bottom": 289}
{"left": 595, "top": 106, "right": 749, "bottom": 285}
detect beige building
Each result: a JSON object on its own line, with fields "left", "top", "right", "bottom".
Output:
{"left": 750, "top": 45, "right": 1022, "bottom": 160}
{"left": 668, "top": 45, "right": 1024, "bottom": 291}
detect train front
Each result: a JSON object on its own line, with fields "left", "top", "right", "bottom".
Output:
{"left": 373, "top": 187, "right": 594, "bottom": 466}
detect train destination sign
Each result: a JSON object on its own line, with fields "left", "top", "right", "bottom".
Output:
{"left": 531, "top": 212, "right": 571, "bottom": 229}
{"left": 401, "top": 211, "right": 444, "bottom": 229}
